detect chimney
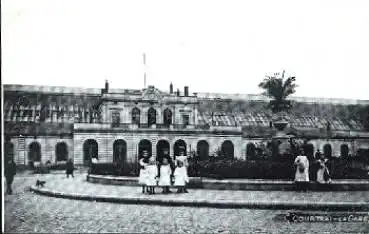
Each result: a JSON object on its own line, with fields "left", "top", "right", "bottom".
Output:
{"left": 177, "top": 88, "right": 180, "bottom": 96}
{"left": 105, "top": 80, "right": 109, "bottom": 93}
{"left": 184, "top": 86, "right": 189, "bottom": 97}
{"left": 169, "top": 82, "right": 173, "bottom": 94}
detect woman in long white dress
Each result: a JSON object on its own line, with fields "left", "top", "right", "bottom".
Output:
{"left": 294, "top": 152, "right": 310, "bottom": 191}
{"left": 138, "top": 156, "right": 149, "bottom": 193}
{"left": 158, "top": 157, "right": 172, "bottom": 193}
{"left": 316, "top": 158, "right": 331, "bottom": 183}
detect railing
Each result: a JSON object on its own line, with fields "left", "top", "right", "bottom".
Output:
{"left": 73, "top": 122, "right": 242, "bottom": 132}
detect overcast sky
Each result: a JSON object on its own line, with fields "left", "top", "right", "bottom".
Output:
{"left": 2, "top": 0, "right": 369, "bottom": 100}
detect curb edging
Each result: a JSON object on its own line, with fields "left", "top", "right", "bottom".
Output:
{"left": 29, "top": 186, "right": 369, "bottom": 211}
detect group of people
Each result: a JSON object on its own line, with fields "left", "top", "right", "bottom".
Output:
{"left": 138, "top": 152, "right": 189, "bottom": 194}
{"left": 294, "top": 149, "right": 331, "bottom": 191}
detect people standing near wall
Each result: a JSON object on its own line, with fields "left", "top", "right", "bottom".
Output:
{"left": 294, "top": 150, "right": 310, "bottom": 192}
{"left": 5, "top": 159, "right": 17, "bottom": 195}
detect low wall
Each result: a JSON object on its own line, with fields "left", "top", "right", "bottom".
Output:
{"left": 87, "top": 174, "right": 369, "bottom": 191}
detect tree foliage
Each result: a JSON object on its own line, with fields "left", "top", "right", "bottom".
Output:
{"left": 258, "top": 71, "right": 297, "bottom": 113}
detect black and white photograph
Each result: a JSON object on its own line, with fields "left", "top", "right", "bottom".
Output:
{"left": 2, "top": 0, "right": 369, "bottom": 233}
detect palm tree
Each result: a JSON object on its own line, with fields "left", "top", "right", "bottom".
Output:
{"left": 258, "top": 70, "right": 297, "bottom": 113}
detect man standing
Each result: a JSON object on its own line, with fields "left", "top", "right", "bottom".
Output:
{"left": 5, "top": 159, "right": 17, "bottom": 195}
{"left": 66, "top": 158, "right": 75, "bottom": 178}
{"left": 294, "top": 150, "right": 310, "bottom": 192}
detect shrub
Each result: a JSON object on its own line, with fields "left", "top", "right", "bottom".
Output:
{"left": 90, "top": 162, "right": 137, "bottom": 176}
{"left": 327, "top": 158, "right": 369, "bottom": 179}
{"left": 48, "top": 163, "right": 68, "bottom": 170}
{"left": 188, "top": 159, "right": 295, "bottom": 179}
{"left": 33, "top": 164, "right": 50, "bottom": 174}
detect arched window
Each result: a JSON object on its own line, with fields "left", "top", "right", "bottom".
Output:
{"left": 197, "top": 140, "right": 209, "bottom": 161}
{"left": 148, "top": 108, "right": 157, "bottom": 126}
{"left": 113, "top": 139, "right": 127, "bottom": 164}
{"left": 138, "top": 139, "right": 152, "bottom": 158}
{"left": 323, "top": 144, "right": 332, "bottom": 158}
{"left": 221, "top": 140, "right": 234, "bottom": 159}
{"left": 246, "top": 143, "right": 256, "bottom": 159}
{"left": 28, "top": 142, "right": 41, "bottom": 166}
{"left": 174, "top": 139, "right": 187, "bottom": 158}
{"left": 163, "top": 108, "right": 172, "bottom": 126}
{"left": 340, "top": 144, "right": 349, "bottom": 157}
{"left": 304, "top": 143, "right": 315, "bottom": 160}
{"left": 56, "top": 142, "right": 68, "bottom": 161}
{"left": 132, "top": 107, "right": 141, "bottom": 124}
{"left": 156, "top": 140, "right": 170, "bottom": 163}
{"left": 83, "top": 139, "right": 98, "bottom": 165}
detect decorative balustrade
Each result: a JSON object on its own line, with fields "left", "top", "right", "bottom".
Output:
{"left": 73, "top": 122, "right": 241, "bottom": 132}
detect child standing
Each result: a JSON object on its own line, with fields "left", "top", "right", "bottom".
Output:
{"left": 173, "top": 159, "right": 189, "bottom": 193}
{"left": 316, "top": 158, "right": 331, "bottom": 184}
{"left": 138, "top": 154, "right": 149, "bottom": 193}
{"left": 146, "top": 157, "right": 158, "bottom": 194}
{"left": 176, "top": 152, "right": 189, "bottom": 193}
{"left": 158, "top": 157, "right": 172, "bottom": 194}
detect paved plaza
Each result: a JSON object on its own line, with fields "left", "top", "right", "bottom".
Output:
{"left": 4, "top": 173, "right": 369, "bottom": 233}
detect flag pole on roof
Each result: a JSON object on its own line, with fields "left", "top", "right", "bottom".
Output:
{"left": 143, "top": 53, "right": 147, "bottom": 89}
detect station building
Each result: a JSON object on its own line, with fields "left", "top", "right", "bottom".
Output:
{"left": 3, "top": 82, "right": 369, "bottom": 167}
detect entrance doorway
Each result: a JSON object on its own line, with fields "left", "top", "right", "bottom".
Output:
{"left": 28, "top": 142, "right": 41, "bottom": 167}
{"left": 83, "top": 139, "right": 98, "bottom": 165}
{"left": 156, "top": 140, "right": 170, "bottom": 163}
{"left": 197, "top": 140, "right": 209, "bottom": 160}
{"left": 174, "top": 139, "right": 187, "bottom": 159}
{"left": 138, "top": 139, "right": 152, "bottom": 158}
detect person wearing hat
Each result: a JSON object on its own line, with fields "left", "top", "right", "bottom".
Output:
{"left": 146, "top": 157, "right": 158, "bottom": 194}
{"left": 173, "top": 158, "right": 189, "bottom": 193}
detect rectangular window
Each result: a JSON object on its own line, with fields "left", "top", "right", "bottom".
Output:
{"left": 182, "top": 114, "right": 190, "bottom": 126}
{"left": 112, "top": 111, "right": 120, "bottom": 127}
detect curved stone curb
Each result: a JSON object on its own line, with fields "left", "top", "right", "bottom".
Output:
{"left": 29, "top": 186, "right": 369, "bottom": 211}
{"left": 87, "top": 174, "right": 369, "bottom": 191}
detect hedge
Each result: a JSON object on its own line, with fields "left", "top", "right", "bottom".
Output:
{"left": 90, "top": 162, "right": 137, "bottom": 176}
{"left": 88, "top": 157, "right": 368, "bottom": 180}
{"left": 188, "top": 159, "right": 296, "bottom": 179}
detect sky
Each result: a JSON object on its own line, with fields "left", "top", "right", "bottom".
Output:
{"left": 2, "top": 0, "right": 369, "bottom": 100}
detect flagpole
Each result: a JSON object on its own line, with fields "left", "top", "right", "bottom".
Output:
{"left": 143, "top": 53, "right": 147, "bottom": 88}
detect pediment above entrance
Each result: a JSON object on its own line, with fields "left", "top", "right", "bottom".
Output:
{"left": 141, "top": 86, "right": 164, "bottom": 102}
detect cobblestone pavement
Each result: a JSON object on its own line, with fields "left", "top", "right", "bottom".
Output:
{"left": 4, "top": 174, "right": 369, "bottom": 233}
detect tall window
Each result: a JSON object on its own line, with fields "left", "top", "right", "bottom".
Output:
{"left": 148, "top": 108, "right": 157, "bottom": 126}
{"left": 56, "top": 142, "right": 68, "bottom": 161}
{"left": 112, "top": 111, "right": 120, "bottom": 127}
{"left": 163, "top": 108, "right": 172, "bottom": 126}
{"left": 132, "top": 107, "right": 140, "bottom": 124}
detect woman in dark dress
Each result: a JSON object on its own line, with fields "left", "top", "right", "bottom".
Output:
{"left": 5, "top": 159, "right": 17, "bottom": 194}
